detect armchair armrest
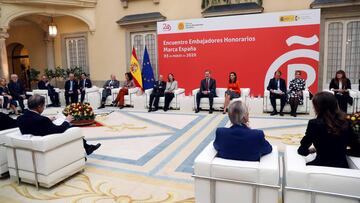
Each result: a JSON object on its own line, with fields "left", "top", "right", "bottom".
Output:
{"left": 26, "top": 91, "right": 34, "bottom": 96}
{"left": 285, "top": 145, "right": 308, "bottom": 188}
{"left": 240, "top": 88, "right": 250, "bottom": 97}
{"left": 85, "top": 86, "right": 99, "bottom": 93}
{"left": 111, "top": 88, "right": 121, "bottom": 94}
{"left": 323, "top": 89, "right": 334, "bottom": 94}
{"left": 192, "top": 88, "right": 200, "bottom": 96}
{"left": 128, "top": 87, "right": 139, "bottom": 94}
{"left": 145, "top": 89, "right": 153, "bottom": 95}
{"left": 259, "top": 146, "right": 279, "bottom": 184}
{"left": 303, "top": 89, "right": 310, "bottom": 97}
{"left": 349, "top": 89, "right": 357, "bottom": 98}
{"left": 0, "top": 128, "right": 19, "bottom": 144}
{"left": 174, "top": 88, "right": 185, "bottom": 95}
{"left": 33, "top": 89, "right": 48, "bottom": 94}
{"left": 194, "top": 141, "right": 217, "bottom": 177}
{"left": 264, "top": 90, "right": 270, "bottom": 97}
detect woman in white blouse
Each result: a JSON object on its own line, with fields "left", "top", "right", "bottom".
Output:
{"left": 164, "top": 73, "right": 178, "bottom": 111}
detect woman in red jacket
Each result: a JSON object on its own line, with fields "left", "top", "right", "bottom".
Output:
{"left": 223, "top": 72, "right": 240, "bottom": 114}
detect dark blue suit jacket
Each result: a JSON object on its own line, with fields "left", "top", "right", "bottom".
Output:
{"left": 8, "top": 81, "right": 25, "bottom": 99}
{"left": 0, "top": 112, "right": 18, "bottom": 131}
{"left": 200, "top": 78, "right": 217, "bottom": 96}
{"left": 17, "top": 110, "right": 70, "bottom": 136}
{"left": 152, "top": 80, "right": 166, "bottom": 94}
{"left": 213, "top": 124, "right": 272, "bottom": 161}
{"left": 65, "top": 80, "right": 79, "bottom": 95}
{"left": 79, "top": 79, "right": 92, "bottom": 90}
{"left": 267, "top": 78, "right": 287, "bottom": 93}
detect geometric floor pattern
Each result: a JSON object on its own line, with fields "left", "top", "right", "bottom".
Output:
{"left": 0, "top": 107, "right": 311, "bottom": 202}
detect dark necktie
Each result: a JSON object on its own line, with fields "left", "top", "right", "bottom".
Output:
{"left": 206, "top": 79, "right": 209, "bottom": 91}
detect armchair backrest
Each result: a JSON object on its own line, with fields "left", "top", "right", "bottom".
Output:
{"left": 4, "top": 127, "right": 83, "bottom": 152}
{"left": 33, "top": 89, "right": 49, "bottom": 96}
{"left": 216, "top": 88, "right": 227, "bottom": 97}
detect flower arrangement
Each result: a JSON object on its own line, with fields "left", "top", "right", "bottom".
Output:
{"left": 347, "top": 112, "right": 360, "bottom": 134}
{"left": 63, "top": 103, "right": 95, "bottom": 121}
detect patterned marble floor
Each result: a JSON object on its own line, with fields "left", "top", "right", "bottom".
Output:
{"left": 0, "top": 107, "right": 311, "bottom": 203}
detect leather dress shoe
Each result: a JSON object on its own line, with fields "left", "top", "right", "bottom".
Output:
{"left": 86, "top": 143, "right": 101, "bottom": 155}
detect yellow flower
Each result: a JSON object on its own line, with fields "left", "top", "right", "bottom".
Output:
{"left": 351, "top": 117, "right": 356, "bottom": 121}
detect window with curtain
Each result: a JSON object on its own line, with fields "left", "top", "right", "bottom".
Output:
{"left": 65, "top": 36, "right": 88, "bottom": 73}
{"left": 130, "top": 31, "right": 158, "bottom": 77}
{"left": 325, "top": 19, "right": 360, "bottom": 85}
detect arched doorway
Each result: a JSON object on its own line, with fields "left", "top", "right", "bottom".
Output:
{"left": 7, "top": 43, "right": 31, "bottom": 89}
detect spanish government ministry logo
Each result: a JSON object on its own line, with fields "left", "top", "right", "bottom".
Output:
{"left": 178, "top": 22, "right": 185, "bottom": 30}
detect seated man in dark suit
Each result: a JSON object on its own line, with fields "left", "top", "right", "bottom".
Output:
{"left": 8, "top": 74, "right": 26, "bottom": 111}
{"left": 267, "top": 70, "right": 287, "bottom": 116}
{"left": 100, "top": 74, "right": 120, "bottom": 108}
{"left": 195, "top": 70, "right": 217, "bottom": 114}
{"left": 64, "top": 73, "right": 79, "bottom": 105}
{"left": 148, "top": 74, "right": 166, "bottom": 112}
{"left": 17, "top": 94, "right": 101, "bottom": 156}
{"left": 213, "top": 100, "right": 272, "bottom": 161}
{"left": 79, "top": 73, "right": 92, "bottom": 103}
{"left": 38, "top": 75, "right": 60, "bottom": 107}
{"left": 0, "top": 112, "right": 18, "bottom": 131}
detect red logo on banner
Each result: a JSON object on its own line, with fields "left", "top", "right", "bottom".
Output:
{"left": 162, "top": 23, "right": 172, "bottom": 32}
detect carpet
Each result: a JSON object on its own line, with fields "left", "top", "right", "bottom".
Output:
{"left": 0, "top": 108, "right": 310, "bottom": 202}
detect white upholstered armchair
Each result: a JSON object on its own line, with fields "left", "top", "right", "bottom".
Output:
{"left": 192, "top": 88, "right": 251, "bottom": 111}
{"left": 0, "top": 128, "right": 19, "bottom": 176}
{"left": 194, "top": 142, "right": 280, "bottom": 203}
{"left": 82, "top": 86, "right": 101, "bottom": 108}
{"left": 263, "top": 89, "right": 311, "bottom": 114}
{"left": 145, "top": 88, "right": 185, "bottom": 110}
{"left": 284, "top": 146, "right": 360, "bottom": 203}
{"left": 323, "top": 89, "right": 358, "bottom": 114}
{"left": 4, "top": 127, "right": 86, "bottom": 189}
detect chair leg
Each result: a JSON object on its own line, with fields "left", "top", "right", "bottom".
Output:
{"left": 252, "top": 185, "right": 259, "bottom": 203}
{"left": 31, "top": 151, "right": 39, "bottom": 190}
{"left": 12, "top": 148, "right": 20, "bottom": 185}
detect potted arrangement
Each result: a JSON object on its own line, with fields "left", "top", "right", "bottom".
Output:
{"left": 63, "top": 102, "right": 95, "bottom": 126}
{"left": 65, "top": 66, "right": 83, "bottom": 79}
{"left": 45, "top": 66, "right": 66, "bottom": 88}
{"left": 29, "top": 68, "right": 40, "bottom": 90}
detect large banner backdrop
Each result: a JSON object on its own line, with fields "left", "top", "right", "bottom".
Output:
{"left": 157, "top": 9, "right": 320, "bottom": 96}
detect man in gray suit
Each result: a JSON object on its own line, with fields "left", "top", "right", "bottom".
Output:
{"left": 99, "top": 74, "right": 120, "bottom": 108}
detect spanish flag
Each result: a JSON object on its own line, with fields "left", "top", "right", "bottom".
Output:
{"left": 130, "top": 47, "right": 143, "bottom": 89}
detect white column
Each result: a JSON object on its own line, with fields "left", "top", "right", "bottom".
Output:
{"left": 0, "top": 29, "right": 9, "bottom": 79}
{"left": 44, "top": 35, "right": 55, "bottom": 70}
